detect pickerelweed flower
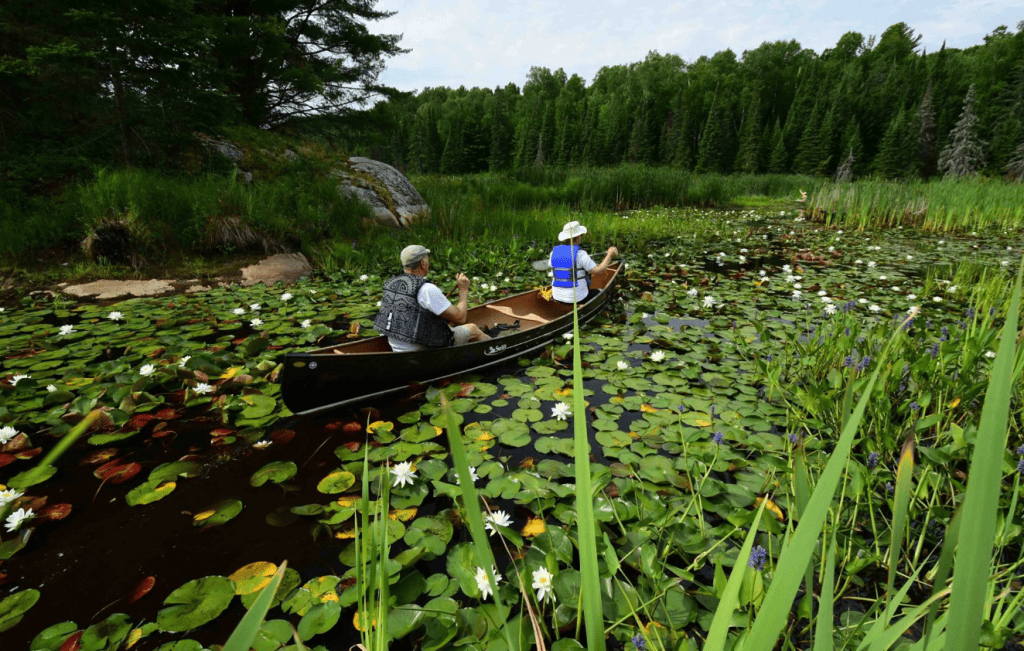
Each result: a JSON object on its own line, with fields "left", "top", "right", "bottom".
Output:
{"left": 475, "top": 566, "right": 502, "bottom": 600}
{"left": 551, "top": 402, "right": 571, "bottom": 421}
{"left": 867, "top": 452, "right": 879, "bottom": 469}
{"left": 632, "top": 634, "right": 647, "bottom": 651}
{"left": 485, "top": 510, "right": 512, "bottom": 535}
{"left": 843, "top": 355, "right": 855, "bottom": 368}
{"left": 788, "top": 433, "right": 799, "bottom": 444}
{"left": 910, "top": 401, "right": 920, "bottom": 411}
{"left": 0, "top": 426, "right": 18, "bottom": 445}
{"left": 748, "top": 545, "right": 768, "bottom": 570}
{"left": 1017, "top": 458, "right": 1024, "bottom": 475}
{"left": 650, "top": 350, "right": 665, "bottom": 362}
{"left": 713, "top": 431, "right": 724, "bottom": 445}
{"left": 857, "top": 356, "right": 871, "bottom": 372}
{"left": 532, "top": 566, "right": 555, "bottom": 602}
{"left": 391, "top": 461, "right": 417, "bottom": 488}
{"left": 929, "top": 343, "right": 940, "bottom": 359}
{"left": 5, "top": 507, "right": 34, "bottom": 532}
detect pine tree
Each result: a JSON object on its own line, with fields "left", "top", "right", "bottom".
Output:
{"left": 794, "top": 101, "right": 825, "bottom": 175}
{"left": 768, "top": 119, "right": 788, "bottom": 173}
{"left": 839, "top": 119, "right": 865, "bottom": 176}
{"left": 875, "top": 110, "right": 911, "bottom": 178}
{"left": 918, "top": 83, "right": 938, "bottom": 178}
{"left": 938, "top": 84, "right": 987, "bottom": 178}
{"left": 696, "top": 105, "right": 725, "bottom": 173}
{"left": 735, "top": 90, "right": 762, "bottom": 173}
{"left": 817, "top": 107, "right": 840, "bottom": 176}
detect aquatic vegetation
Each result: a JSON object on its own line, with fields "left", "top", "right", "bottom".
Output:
{"left": 1, "top": 207, "right": 1023, "bottom": 649}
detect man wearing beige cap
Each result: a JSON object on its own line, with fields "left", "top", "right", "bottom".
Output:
{"left": 549, "top": 221, "right": 617, "bottom": 303}
{"left": 372, "top": 245, "right": 490, "bottom": 352}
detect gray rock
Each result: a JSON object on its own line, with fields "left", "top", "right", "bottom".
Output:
{"left": 64, "top": 279, "right": 175, "bottom": 300}
{"left": 196, "top": 133, "right": 244, "bottom": 163}
{"left": 335, "top": 157, "right": 431, "bottom": 228}
{"left": 240, "top": 253, "right": 312, "bottom": 287}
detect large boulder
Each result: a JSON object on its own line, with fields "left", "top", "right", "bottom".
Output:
{"left": 334, "top": 157, "right": 430, "bottom": 228}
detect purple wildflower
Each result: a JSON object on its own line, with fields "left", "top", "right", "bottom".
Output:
{"left": 713, "top": 431, "right": 725, "bottom": 445}
{"left": 748, "top": 545, "right": 768, "bottom": 571}
{"left": 910, "top": 402, "right": 920, "bottom": 411}
{"left": 1018, "top": 458, "right": 1024, "bottom": 475}
{"left": 632, "top": 634, "right": 646, "bottom": 651}
{"left": 867, "top": 452, "right": 879, "bottom": 469}
{"left": 1016, "top": 445, "right": 1024, "bottom": 456}
{"left": 857, "top": 356, "right": 871, "bottom": 372}
{"left": 788, "top": 433, "right": 799, "bottom": 444}
{"left": 929, "top": 342, "right": 940, "bottom": 359}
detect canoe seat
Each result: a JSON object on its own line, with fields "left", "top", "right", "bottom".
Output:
{"left": 485, "top": 304, "right": 551, "bottom": 324}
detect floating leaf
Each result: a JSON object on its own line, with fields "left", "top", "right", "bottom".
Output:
{"left": 316, "top": 470, "right": 356, "bottom": 494}
{"left": 126, "top": 481, "right": 177, "bottom": 506}
{"left": 94, "top": 459, "right": 142, "bottom": 485}
{"left": 250, "top": 461, "right": 297, "bottom": 487}
{"left": 0, "top": 588, "right": 40, "bottom": 632}
{"left": 37, "top": 503, "right": 73, "bottom": 521}
{"left": 229, "top": 562, "right": 278, "bottom": 595}
{"left": 7, "top": 464, "right": 57, "bottom": 488}
{"left": 156, "top": 576, "right": 235, "bottom": 632}
{"left": 128, "top": 576, "right": 156, "bottom": 604}
{"left": 29, "top": 621, "right": 78, "bottom": 651}
{"left": 192, "top": 499, "right": 243, "bottom": 528}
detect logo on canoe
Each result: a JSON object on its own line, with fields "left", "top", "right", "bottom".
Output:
{"left": 484, "top": 344, "right": 507, "bottom": 356}
{"left": 308, "top": 362, "right": 318, "bottom": 370}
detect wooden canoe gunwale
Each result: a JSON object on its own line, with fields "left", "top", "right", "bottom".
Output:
{"left": 280, "top": 263, "right": 621, "bottom": 415}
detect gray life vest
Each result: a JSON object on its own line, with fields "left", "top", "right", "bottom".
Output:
{"left": 373, "top": 274, "right": 455, "bottom": 349}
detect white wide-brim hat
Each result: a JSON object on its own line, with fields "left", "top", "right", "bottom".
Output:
{"left": 558, "top": 220, "right": 587, "bottom": 241}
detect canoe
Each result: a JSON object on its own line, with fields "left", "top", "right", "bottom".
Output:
{"left": 280, "top": 262, "right": 622, "bottom": 415}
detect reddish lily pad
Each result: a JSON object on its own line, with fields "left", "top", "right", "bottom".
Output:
{"left": 37, "top": 503, "right": 73, "bottom": 522}
{"left": 270, "top": 429, "right": 296, "bottom": 445}
{"left": 94, "top": 460, "right": 143, "bottom": 485}
{"left": 128, "top": 576, "right": 156, "bottom": 604}
{"left": 60, "top": 630, "right": 83, "bottom": 651}
{"left": 126, "top": 413, "right": 157, "bottom": 430}
{"left": 153, "top": 408, "right": 179, "bottom": 420}
{"left": 0, "top": 454, "right": 16, "bottom": 469}
{"left": 14, "top": 447, "right": 42, "bottom": 459}
{"left": 80, "top": 449, "right": 120, "bottom": 466}
{"left": 2, "top": 434, "right": 29, "bottom": 453}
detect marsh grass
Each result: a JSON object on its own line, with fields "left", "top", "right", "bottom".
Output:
{"left": 812, "top": 178, "right": 1024, "bottom": 232}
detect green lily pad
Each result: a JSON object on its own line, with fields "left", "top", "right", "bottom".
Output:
{"left": 297, "top": 601, "right": 341, "bottom": 641}
{"left": 126, "top": 480, "right": 177, "bottom": 506}
{"left": 156, "top": 575, "right": 234, "bottom": 632}
{"left": 29, "top": 621, "right": 78, "bottom": 651}
{"left": 0, "top": 588, "right": 40, "bottom": 632}
{"left": 251, "top": 461, "right": 298, "bottom": 487}
{"left": 192, "top": 499, "right": 243, "bottom": 528}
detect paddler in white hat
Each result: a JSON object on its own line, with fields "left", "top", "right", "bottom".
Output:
{"left": 549, "top": 221, "right": 618, "bottom": 304}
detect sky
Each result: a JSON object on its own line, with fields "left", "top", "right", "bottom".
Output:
{"left": 372, "top": 0, "right": 1023, "bottom": 93}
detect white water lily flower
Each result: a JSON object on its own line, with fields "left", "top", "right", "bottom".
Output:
{"left": 702, "top": 295, "right": 716, "bottom": 308}
{"left": 782, "top": 264, "right": 792, "bottom": 273}
{"left": 0, "top": 426, "right": 18, "bottom": 445}
{"left": 250, "top": 318, "right": 264, "bottom": 328}
{"left": 10, "top": 374, "right": 29, "bottom": 386}
{"left": 562, "top": 332, "right": 573, "bottom": 340}
{"left": 391, "top": 461, "right": 416, "bottom": 488}
{"left": 475, "top": 566, "right": 502, "bottom": 600}
{"left": 0, "top": 488, "right": 24, "bottom": 507}
{"left": 232, "top": 307, "right": 246, "bottom": 315}
{"left": 532, "top": 566, "right": 556, "bottom": 602}
{"left": 139, "top": 364, "right": 155, "bottom": 377}
{"left": 758, "top": 270, "right": 767, "bottom": 277}
{"left": 791, "top": 290, "right": 802, "bottom": 299}
{"left": 867, "top": 261, "right": 877, "bottom": 268}
{"left": 869, "top": 305, "right": 881, "bottom": 312}
{"left": 5, "top": 507, "right": 34, "bottom": 532}
{"left": 947, "top": 285, "right": 958, "bottom": 294}
{"left": 1003, "top": 260, "right": 1011, "bottom": 267}
{"left": 879, "top": 275, "right": 887, "bottom": 281}
{"left": 908, "top": 306, "right": 920, "bottom": 315}
{"left": 817, "top": 290, "right": 827, "bottom": 297}
{"left": 906, "top": 255, "right": 913, "bottom": 260}
{"left": 193, "top": 383, "right": 213, "bottom": 395}
{"left": 793, "top": 283, "right": 802, "bottom": 289}
{"left": 46, "top": 384, "right": 57, "bottom": 392}
{"left": 490, "top": 284, "right": 498, "bottom": 292}
{"left": 891, "top": 286, "right": 900, "bottom": 291}
{"left": 253, "top": 440, "right": 272, "bottom": 449}
{"left": 359, "top": 274, "right": 369, "bottom": 281}
{"left": 466, "top": 466, "right": 479, "bottom": 483}
{"left": 309, "top": 289, "right": 317, "bottom": 294}
{"left": 281, "top": 292, "right": 293, "bottom": 302}
{"left": 855, "top": 259, "right": 863, "bottom": 264}
{"left": 932, "top": 296, "right": 942, "bottom": 303}
{"left": 551, "top": 402, "right": 571, "bottom": 421}
{"left": 938, "top": 240, "right": 944, "bottom": 245}
{"left": 616, "top": 360, "right": 629, "bottom": 371}
{"left": 484, "top": 510, "right": 512, "bottom": 535}
{"left": 820, "top": 296, "right": 832, "bottom": 303}
{"left": 249, "top": 303, "right": 261, "bottom": 311}
{"left": 178, "top": 356, "right": 191, "bottom": 368}
{"left": 824, "top": 303, "right": 838, "bottom": 315}
{"left": 738, "top": 255, "right": 747, "bottom": 263}
{"left": 785, "top": 275, "right": 797, "bottom": 283}
{"left": 59, "top": 325, "right": 74, "bottom": 336}
{"left": 687, "top": 288, "right": 698, "bottom": 297}
{"left": 300, "top": 319, "right": 312, "bottom": 328}
{"left": 985, "top": 350, "right": 997, "bottom": 359}
{"left": 828, "top": 246, "right": 835, "bottom": 252}
{"left": 858, "top": 298, "right": 868, "bottom": 304}
{"left": 650, "top": 350, "right": 665, "bottom": 362}
{"left": 107, "top": 311, "right": 124, "bottom": 321}
{"left": 376, "top": 301, "right": 382, "bottom": 307}
{"left": 907, "top": 294, "right": 917, "bottom": 300}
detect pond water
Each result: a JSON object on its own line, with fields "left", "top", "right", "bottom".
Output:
{"left": 1, "top": 208, "right": 1022, "bottom": 650}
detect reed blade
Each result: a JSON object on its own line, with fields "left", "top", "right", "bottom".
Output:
{"left": 813, "top": 532, "right": 836, "bottom": 651}
{"left": 944, "top": 260, "right": 1023, "bottom": 651}
{"left": 704, "top": 502, "right": 767, "bottom": 651}
{"left": 570, "top": 299, "right": 606, "bottom": 651}
{"left": 885, "top": 433, "right": 916, "bottom": 623}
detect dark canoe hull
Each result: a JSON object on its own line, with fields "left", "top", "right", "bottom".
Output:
{"left": 280, "top": 265, "right": 621, "bottom": 415}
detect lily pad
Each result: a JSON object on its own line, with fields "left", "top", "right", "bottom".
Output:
{"left": 192, "top": 499, "right": 243, "bottom": 528}
{"left": 316, "top": 470, "right": 356, "bottom": 494}
{"left": 250, "top": 461, "right": 297, "bottom": 487}
{"left": 0, "top": 588, "right": 40, "bottom": 632}
{"left": 156, "top": 576, "right": 235, "bottom": 632}
{"left": 126, "top": 480, "right": 177, "bottom": 506}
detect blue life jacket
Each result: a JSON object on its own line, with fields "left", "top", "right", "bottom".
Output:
{"left": 550, "top": 245, "right": 590, "bottom": 289}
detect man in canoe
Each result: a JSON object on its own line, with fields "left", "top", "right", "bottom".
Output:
{"left": 550, "top": 220, "right": 618, "bottom": 303}
{"left": 373, "top": 245, "right": 490, "bottom": 352}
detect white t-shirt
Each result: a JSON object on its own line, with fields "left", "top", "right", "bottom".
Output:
{"left": 550, "top": 248, "right": 597, "bottom": 303}
{"left": 387, "top": 282, "right": 453, "bottom": 352}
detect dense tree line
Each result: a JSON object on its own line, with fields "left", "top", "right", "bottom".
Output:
{"left": 0, "top": 0, "right": 405, "bottom": 195}
{"left": 350, "top": 22, "right": 1024, "bottom": 181}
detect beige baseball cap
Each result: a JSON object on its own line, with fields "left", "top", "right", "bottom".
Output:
{"left": 400, "top": 244, "right": 431, "bottom": 267}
